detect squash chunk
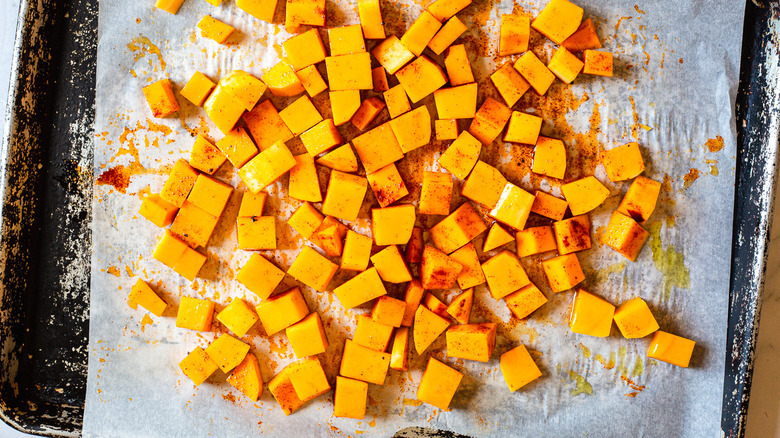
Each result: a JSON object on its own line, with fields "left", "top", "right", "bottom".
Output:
{"left": 504, "top": 111, "right": 543, "bottom": 144}
{"left": 647, "top": 331, "right": 696, "bottom": 368}
{"left": 602, "top": 211, "right": 649, "bottom": 261}
{"left": 548, "top": 46, "right": 584, "bottom": 84}
{"left": 227, "top": 353, "right": 264, "bottom": 401}
{"left": 531, "top": 190, "right": 569, "bottom": 221}
{"left": 481, "top": 250, "right": 530, "bottom": 299}
{"left": 190, "top": 135, "right": 226, "bottom": 175}
{"left": 279, "top": 95, "right": 323, "bottom": 135}
{"left": 569, "top": 289, "right": 615, "bottom": 337}
{"left": 128, "top": 279, "right": 167, "bottom": 316}
{"left": 372, "top": 36, "right": 415, "bottom": 74}
{"left": 160, "top": 159, "right": 198, "bottom": 208}
{"left": 317, "top": 144, "right": 358, "bottom": 172}
{"left": 438, "top": 131, "right": 482, "bottom": 179}
{"left": 340, "top": 339, "right": 391, "bottom": 384}
{"left": 421, "top": 245, "right": 463, "bottom": 289}
{"left": 531, "top": 0, "right": 583, "bottom": 44}
{"left": 562, "top": 17, "right": 602, "bottom": 52}
{"left": 583, "top": 50, "right": 613, "bottom": 77}
{"left": 237, "top": 0, "right": 278, "bottom": 23}
{"left": 389, "top": 106, "right": 432, "bottom": 154}
{"left": 413, "top": 305, "right": 450, "bottom": 354}
{"left": 287, "top": 246, "right": 339, "bottom": 292}
{"left": 255, "top": 287, "right": 309, "bottom": 336}
{"left": 333, "top": 268, "right": 387, "bottom": 309}
{"left": 218, "top": 70, "right": 267, "bottom": 111}
{"left": 461, "top": 160, "right": 507, "bottom": 209}
{"left": 236, "top": 253, "right": 286, "bottom": 299}
{"left": 444, "top": 44, "right": 475, "bottom": 86}
{"left": 417, "top": 358, "right": 463, "bottom": 410}
{"left": 532, "top": 136, "right": 566, "bottom": 179}
{"left": 396, "top": 56, "right": 448, "bottom": 103}
{"left": 177, "top": 296, "right": 215, "bottom": 331}
{"left": 288, "top": 202, "right": 325, "bottom": 239}
{"left": 287, "top": 312, "right": 329, "bottom": 357}
{"left": 288, "top": 154, "right": 322, "bottom": 202}
{"left": 371, "top": 245, "right": 413, "bottom": 283}
{"left": 401, "top": 11, "right": 443, "bottom": 56}
{"left": 297, "top": 65, "right": 328, "bottom": 97}
{"left": 514, "top": 52, "right": 555, "bottom": 95}
{"left": 449, "top": 242, "right": 486, "bottom": 290}
{"left": 181, "top": 72, "right": 216, "bottom": 107}
{"left": 617, "top": 176, "right": 661, "bottom": 223}
{"left": 330, "top": 89, "right": 361, "bottom": 126}
{"left": 357, "top": 0, "right": 386, "bottom": 39}
{"left": 405, "top": 227, "right": 425, "bottom": 263}
{"left": 490, "top": 63, "right": 530, "bottom": 107}
{"left": 515, "top": 225, "right": 557, "bottom": 258}
{"left": 469, "top": 97, "right": 512, "bottom": 145}
{"left": 434, "top": 83, "right": 478, "bottom": 119}
{"left": 326, "top": 53, "right": 373, "bottom": 90}
{"left": 238, "top": 141, "right": 297, "bottom": 194}
{"left": 419, "top": 171, "right": 453, "bottom": 215}
{"left": 554, "top": 214, "right": 591, "bottom": 255}
{"left": 268, "top": 367, "right": 305, "bottom": 416}
{"left": 354, "top": 314, "right": 394, "bottom": 352}
{"left": 384, "top": 84, "right": 412, "bottom": 118}
{"left": 329, "top": 24, "right": 366, "bottom": 56}
{"left": 429, "top": 202, "right": 487, "bottom": 254}
{"left": 243, "top": 100, "right": 294, "bottom": 151}
{"left": 602, "top": 142, "right": 645, "bottom": 181}
{"left": 371, "top": 204, "right": 416, "bottom": 245}
{"left": 367, "top": 163, "right": 408, "bottom": 207}
{"left": 499, "top": 14, "right": 530, "bottom": 56}
{"left": 435, "top": 119, "right": 459, "bottom": 140}
{"left": 446, "top": 322, "right": 496, "bottom": 362}
{"left": 490, "top": 182, "right": 534, "bottom": 230}
{"left": 204, "top": 83, "right": 244, "bottom": 134}
{"left": 341, "top": 230, "right": 373, "bottom": 271}
{"left": 334, "top": 376, "right": 368, "bottom": 419}
{"left": 613, "top": 297, "right": 659, "bottom": 339}
{"left": 216, "top": 298, "right": 259, "bottom": 337}
{"left": 353, "top": 122, "right": 404, "bottom": 173}
{"left": 283, "top": 28, "right": 327, "bottom": 70}
{"left": 139, "top": 194, "right": 178, "bottom": 228}
{"left": 263, "top": 59, "right": 305, "bottom": 97}
{"left": 428, "top": 16, "right": 467, "bottom": 55}
{"left": 561, "top": 176, "right": 610, "bottom": 215}
{"left": 373, "top": 296, "right": 407, "bottom": 328}
{"left": 205, "top": 334, "right": 250, "bottom": 373}
{"left": 179, "top": 347, "right": 218, "bottom": 386}
{"left": 352, "top": 97, "right": 385, "bottom": 131}
{"left": 300, "top": 119, "right": 343, "bottom": 157}
{"left": 322, "top": 171, "right": 367, "bottom": 221}
{"left": 542, "top": 253, "right": 585, "bottom": 293}
{"left": 427, "top": 0, "right": 471, "bottom": 21}
{"left": 390, "top": 327, "right": 410, "bottom": 371}
{"left": 505, "top": 282, "right": 548, "bottom": 320}
{"left": 500, "top": 345, "right": 541, "bottom": 391}
{"left": 285, "top": 0, "right": 325, "bottom": 32}
{"left": 446, "top": 288, "right": 473, "bottom": 324}
{"left": 483, "top": 222, "right": 514, "bottom": 253}
{"left": 169, "top": 201, "right": 218, "bottom": 248}
{"left": 288, "top": 357, "right": 331, "bottom": 401}
{"left": 401, "top": 279, "right": 425, "bottom": 326}
{"left": 198, "top": 16, "right": 235, "bottom": 44}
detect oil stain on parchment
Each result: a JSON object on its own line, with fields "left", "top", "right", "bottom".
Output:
{"left": 127, "top": 36, "right": 167, "bottom": 71}
{"left": 647, "top": 222, "right": 690, "bottom": 301}
{"left": 568, "top": 371, "right": 594, "bottom": 396}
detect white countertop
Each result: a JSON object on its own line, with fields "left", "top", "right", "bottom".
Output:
{"left": 0, "top": 2, "right": 779, "bottom": 437}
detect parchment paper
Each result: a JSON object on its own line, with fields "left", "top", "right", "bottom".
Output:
{"left": 84, "top": 0, "right": 744, "bottom": 436}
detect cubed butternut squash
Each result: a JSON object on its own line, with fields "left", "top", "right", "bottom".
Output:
{"left": 504, "top": 111, "right": 543, "bottom": 144}
{"left": 434, "top": 83, "right": 478, "bottom": 119}
{"left": 287, "top": 312, "right": 329, "bottom": 357}
{"left": 444, "top": 44, "right": 474, "bottom": 86}
{"left": 446, "top": 322, "right": 496, "bottom": 362}
{"left": 180, "top": 72, "right": 216, "bottom": 107}
{"left": 481, "top": 249, "right": 530, "bottom": 299}
{"left": 401, "top": 11, "right": 443, "bottom": 56}
{"left": 617, "top": 176, "right": 661, "bottom": 223}
{"left": 469, "top": 97, "right": 512, "bottom": 145}
{"left": 498, "top": 14, "right": 529, "bottom": 56}
{"left": 420, "top": 245, "right": 463, "bottom": 289}
{"left": 449, "top": 243, "right": 486, "bottom": 290}
{"left": 490, "top": 63, "right": 530, "bottom": 107}
{"left": 562, "top": 17, "right": 602, "bottom": 52}
{"left": 128, "top": 279, "right": 167, "bottom": 317}
{"left": 560, "top": 176, "right": 610, "bottom": 215}
{"left": 334, "top": 376, "right": 368, "bottom": 419}
{"left": 388, "top": 105, "right": 432, "bottom": 154}
{"left": 341, "top": 230, "right": 373, "bottom": 271}
{"left": 548, "top": 46, "right": 584, "bottom": 84}
{"left": 255, "top": 287, "right": 310, "bottom": 335}
{"left": 371, "top": 204, "right": 416, "bottom": 246}
{"left": 461, "top": 160, "right": 507, "bottom": 209}
{"left": 515, "top": 225, "right": 557, "bottom": 258}
{"left": 613, "top": 297, "right": 659, "bottom": 339}
{"left": 647, "top": 331, "right": 695, "bottom": 368}
{"left": 287, "top": 245, "right": 339, "bottom": 292}
{"left": 553, "top": 214, "right": 591, "bottom": 255}
{"left": 429, "top": 201, "right": 487, "bottom": 254}
{"left": 428, "top": 16, "right": 467, "bottom": 55}
{"left": 541, "top": 253, "right": 584, "bottom": 293}
{"left": 205, "top": 334, "right": 250, "bottom": 373}
{"left": 582, "top": 50, "right": 613, "bottom": 76}
{"left": 333, "top": 268, "right": 387, "bottom": 309}
{"left": 340, "top": 339, "right": 391, "bottom": 384}
{"left": 322, "top": 170, "right": 368, "bottom": 221}
{"left": 602, "top": 211, "right": 649, "bottom": 261}
{"left": 602, "top": 142, "right": 645, "bottom": 181}
{"left": 413, "top": 305, "right": 450, "bottom": 354}
{"left": 238, "top": 141, "right": 297, "bottom": 194}
{"left": 438, "top": 131, "right": 482, "bottom": 179}
{"left": 530, "top": 0, "right": 583, "bottom": 44}
{"left": 419, "top": 171, "right": 453, "bottom": 215}
{"left": 514, "top": 51, "right": 555, "bottom": 95}
{"left": 483, "top": 222, "right": 514, "bottom": 253}
{"left": 316, "top": 144, "right": 358, "bottom": 172}
{"left": 505, "top": 282, "right": 548, "bottom": 320}
{"left": 500, "top": 345, "right": 541, "bottom": 391}
{"left": 371, "top": 245, "right": 413, "bottom": 283}
{"left": 217, "top": 298, "right": 259, "bottom": 337}
{"left": 396, "top": 56, "right": 448, "bottom": 103}
{"left": 569, "top": 289, "right": 615, "bottom": 337}
{"left": 190, "top": 135, "right": 226, "bottom": 175}
{"left": 353, "top": 122, "right": 405, "bottom": 173}
{"left": 326, "top": 53, "right": 373, "bottom": 91}
{"left": 490, "top": 182, "right": 535, "bottom": 230}
{"left": 446, "top": 288, "right": 473, "bottom": 324}
{"left": 236, "top": 253, "right": 285, "bottom": 299}
{"left": 417, "top": 358, "right": 463, "bottom": 410}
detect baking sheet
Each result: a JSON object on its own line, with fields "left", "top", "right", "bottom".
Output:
{"left": 83, "top": 0, "right": 744, "bottom": 436}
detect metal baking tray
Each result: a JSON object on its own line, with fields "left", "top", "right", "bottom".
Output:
{"left": 0, "top": 0, "right": 776, "bottom": 436}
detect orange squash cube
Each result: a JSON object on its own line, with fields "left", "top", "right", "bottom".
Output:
{"left": 553, "top": 214, "right": 591, "bottom": 255}
{"left": 396, "top": 56, "right": 448, "bottom": 103}
{"left": 413, "top": 305, "right": 450, "bottom": 354}
{"left": 429, "top": 201, "right": 487, "bottom": 254}
{"left": 602, "top": 211, "right": 649, "bottom": 261}
{"left": 469, "top": 97, "right": 512, "bottom": 145}
{"left": 334, "top": 376, "right": 368, "bottom": 419}
{"left": 401, "top": 11, "right": 442, "bottom": 56}
{"left": 190, "top": 135, "right": 226, "bottom": 175}
{"left": 371, "top": 245, "right": 413, "bottom": 283}
{"left": 297, "top": 65, "right": 328, "bottom": 97}
{"left": 514, "top": 51, "right": 555, "bottom": 95}
{"left": 531, "top": 190, "right": 569, "bottom": 221}
{"left": 419, "top": 171, "right": 453, "bottom": 215}
{"left": 481, "top": 250, "right": 530, "bottom": 299}
{"left": 187, "top": 174, "right": 232, "bottom": 218}
{"left": 444, "top": 44, "right": 474, "bottom": 86}
{"left": 169, "top": 201, "right": 218, "bottom": 248}
{"left": 227, "top": 353, "right": 264, "bottom": 401}
{"left": 498, "top": 14, "right": 530, "bottom": 56}
{"left": 423, "top": 293, "right": 449, "bottom": 319}
{"left": 176, "top": 296, "right": 215, "bottom": 331}
{"left": 490, "top": 63, "right": 530, "bottom": 107}
{"left": 384, "top": 84, "right": 411, "bottom": 119}
{"left": 326, "top": 53, "right": 373, "bottom": 91}
{"left": 340, "top": 230, "right": 372, "bottom": 271}
{"left": 562, "top": 17, "right": 601, "bottom": 51}
{"left": 438, "top": 131, "right": 482, "bottom": 179}
{"left": 333, "top": 268, "right": 387, "bottom": 309}
{"left": 613, "top": 297, "right": 659, "bottom": 339}
{"left": 542, "top": 253, "right": 584, "bottom": 293}
{"left": 268, "top": 367, "right": 305, "bottom": 416}
{"left": 287, "top": 246, "right": 339, "bottom": 292}
{"left": 216, "top": 126, "right": 258, "bottom": 169}
{"left": 237, "top": 216, "right": 276, "bottom": 250}
{"left": 446, "top": 288, "right": 473, "bottom": 324}
{"left": 285, "top": 0, "right": 325, "bottom": 32}
{"left": 505, "top": 282, "right": 548, "bottom": 320}
{"left": 243, "top": 100, "right": 294, "bottom": 151}
{"left": 329, "top": 24, "right": 366, "bottom": 56}
{"left": 490, "top": 182, "right": 535, "bottom": 230}
{"left": 216, "top": 298, "right": 259, "bottom": 337}
{"left": 482, "top": 222, "right": 513, "bottom": 253}
{"left": 279, "top": 95, "right": 323, "bottom": 135}
{"left": 351, "top": 97, "right": 386, "bottom": 131}
{"left": 236, "top": 0, "right": 278, "bottom": 23}
{"left": 500, "top": 345, "right": 541, "bottom": 391}
{"left": 617, "top": 176, "right": 661, "bottom": 223}
{"left": 446, "top": 322, "right": 496, "bottom": 362}
{"left": 325, "top": 90, "right": 359, "bottom": 126}
{"left": 367, "top": 163, "right": 408, "bottom": 207}
{"left": 300, "top": 119, "right": 343, "bottom": 157}
{"left": 263, "top": 59, "right": 305, "bottom": 97}
{"left": 180, "top": 72, "right": 216, "bottom": 107}
{"left": 428, "top": 16, "right": 467, "bottom": 55}
{"left": 340, "top": 339, "right": 391, "bottom": 385}
{"left": 238, "top": 192, "right": 267, "bottom": 217}
{"left": 205, "top": 334, "right": 251, "bottom": 373}
{"left": 354, "top": 314, "right": 394, "bottom": 352}
{"left": 583, "top": 50, "right": 613, "bottom": 76}
{"left": 238, "top": 141, "right": 297, "bottom": 194}
{"left": 401, "top": 279, "right": 425, "bottom": 326}
{"left": 357, "top": 0, "right": 386, "bottom": 39}
{"left": 372, "top": 296, "right": 406, "bottom": 327}
{"left": 353, "top": 123, "right": 404, "bottom": 172}
{"left": 139, "top": 194, "right": 178, "bottom": 228}
{"left": 288, "top": 154, "right": 322, "bottom": 202}
{"left": 561, "top": 176, "right": 610, "bottom": 215}
{"left": 128, "top": 279, "right": 167, "bottom": 317}
{"left": 390, "top": 326, "right": 410, "bottom": 371}
{"left": 255, "top": 287, "right": 309, "bottom": 336}
{"left": 179, "top": 347, "right": 218, "bottom": 386}
{"left": 322, "top": 170, "right": 367, "bottom": 221}
{"left": 310, "top": 216, "right": 347, "bottom": 257}
{"left": 236, "top": 253, "right": 285, "bottom": 299}
{"left": 317, "top": 144, "right": 358, "bottom": 172}
{"left": 569, "top": 289, "right": 615, "bottom": 337}
{"left": 405, "top": 227, "right": 425, "bottom": 263}
{"left": 287, "top": 312, "right": 329, "bottom": 358}
{"left": 548, "top": 46, "right": 584, "bottom": 84}
{"left": 371, "top": 204, "right": 416, "bottom": 245}
{"left": 420, "top": 245, "right": 463, "bottom": 289}
{"left": 434, "top": 83, "right": 478, "bottom": 119}
{"left": 174, "top": 246, "right": 207, "bottom": 281}
{"left": 461, "top": 160, "right": 507, "bottom": 209}
{"left": 531, "top": 0, "right": 583, "bottom": 44}
{"left": 204, "top": 83, "right": 245, "bottom": 134}
{"left": 197, "top": 16, "right": 235, "bottom": 44}
{"left": 647, "top": 331, "right": 696, "bottom": 367}
{"left": 388, "top": 105, "right": 432, "bottom": 154}
{"left": 152, "top": 230, "right": 188, "bottom": 269}
{"left": 515, "top": 225, "right": 557, "bottom": 258}
{"left": 435, "top": 119, "right": 459, "bottom": 140}
{"left": 217, "top": 70, "right": 267, "bottom": 112}
{"left": 602, "top": 142, "right": 645, "bottom": 181}
{"left": 504, "top": 111, "right": 543, "bottom": 144}
{"left": 372, "top": 36, "right": 415, "bottom": 75}
{"left": 417, "top": 358, "right": 463, "bottom": 410}
{"left": 283, "top": 28, "right": 327, "bottom": 70}
{"left": 426, "top": 0, "right": 471, "bottom": 21}
{"left": 160, "top": 159, "right": 198, "bottom": 208}
{"left": 288, "top": 201, "right": 325, "bottom": 239}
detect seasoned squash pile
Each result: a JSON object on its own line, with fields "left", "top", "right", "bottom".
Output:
{"left": 130, "top": 0, "right": 696, "bottom": 418}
